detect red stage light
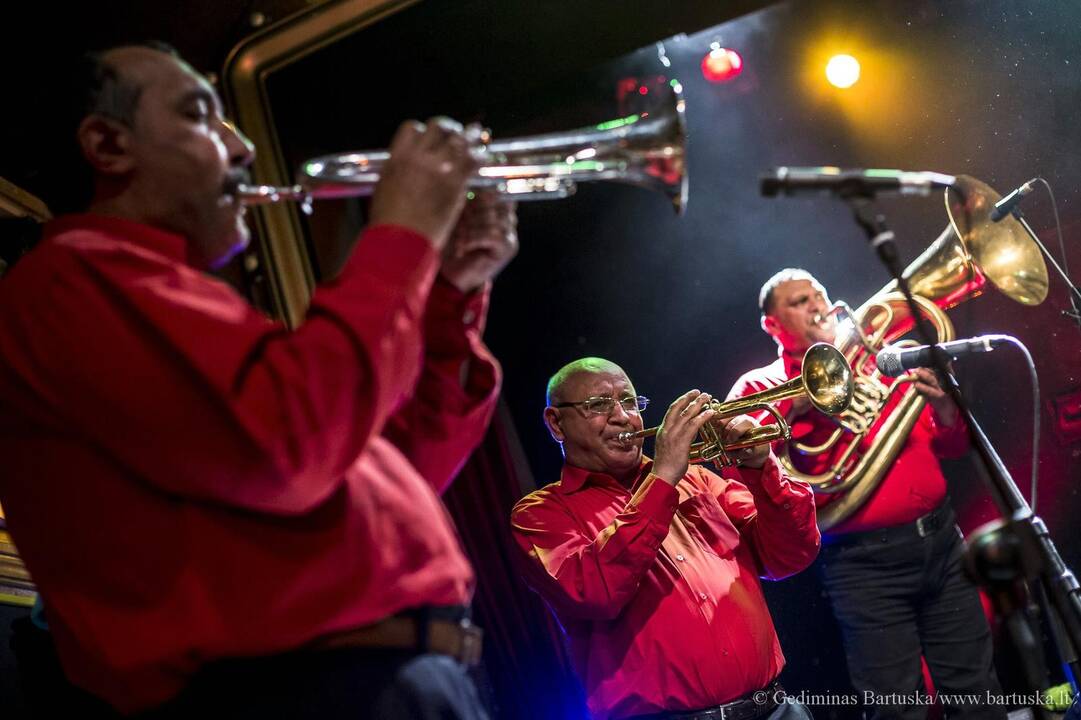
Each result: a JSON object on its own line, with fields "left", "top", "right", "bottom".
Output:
{"left": 701, "top": 47, "right": 743, "bottom": 83}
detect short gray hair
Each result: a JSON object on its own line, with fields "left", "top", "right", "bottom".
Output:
{"left": 759, "top": 268, "right": 818, "bottom": 315}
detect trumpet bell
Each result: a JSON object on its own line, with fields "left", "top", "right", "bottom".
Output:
{"left": 802, "top": 343, "right": 855, "bottom": 415}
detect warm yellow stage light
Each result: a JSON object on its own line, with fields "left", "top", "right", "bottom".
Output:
{"left": 826, "top": 54, "right": 860, "bottom": 88}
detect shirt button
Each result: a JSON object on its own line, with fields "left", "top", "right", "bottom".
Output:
{"left": 699, "top": 592, "right": 708, "bottom": 601}
{"left": 676, "top": 554, "right": 685, "bottom": 562}
{"left": 462, "top": 308, "right": 476, "bottom": 324}
{"left": 783, "top": 502, "right": 791, "bottom": 510}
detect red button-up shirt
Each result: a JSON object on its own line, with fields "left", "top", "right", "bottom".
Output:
{"left": 0, "top": 214, "right": 499, "bottom": 712}
{"left": 511, "top": 455, "right": 820, "bottom": 719}
{"left": 727, "top": 350, "right": 969, "bottom": 535}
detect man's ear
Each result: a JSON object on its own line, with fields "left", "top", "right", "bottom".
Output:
{"left": 761, "top": 313, "right": 779, "bottom": 337}
{"left": 543, "top": 406, "right": 565, "bottom": 443}
{"left": 77, "top": 115, "right": 136, "bottom": 176}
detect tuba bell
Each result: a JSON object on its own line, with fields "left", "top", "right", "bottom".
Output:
{"left": 779, "top": 175, "right": 1049, "bottom": 530}
{"left": 235, "top": 86, "right": 688, "bottom": 214}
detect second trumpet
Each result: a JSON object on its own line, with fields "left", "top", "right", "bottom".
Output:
{"left": 617, "top": 343, "right": 854, "bottom": 466}
{"left": 235, "top": 86, "right": 687, "bottom": 214}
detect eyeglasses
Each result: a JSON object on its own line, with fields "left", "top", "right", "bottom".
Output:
{"left": 553, "top": 395, "right": 650, "bottom": 416}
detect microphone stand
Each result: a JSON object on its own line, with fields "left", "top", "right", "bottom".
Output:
{"left": 844, "top": 194, "right": 1081, "bottom": 702}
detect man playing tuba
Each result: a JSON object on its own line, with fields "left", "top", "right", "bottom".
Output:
{"left": 727, "top": 268, "right": 1004, "bottom": 720}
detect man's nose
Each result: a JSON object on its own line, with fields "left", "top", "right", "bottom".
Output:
{"left": 223, "top": 120, "right": 256, "bottom": 167}
{"left": 608, "top": 402, "right": 633, "bottom": 424}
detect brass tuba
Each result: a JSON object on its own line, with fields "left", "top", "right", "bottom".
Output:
{"left": 781, "top": 175, "right": 1049, "bottom": 530}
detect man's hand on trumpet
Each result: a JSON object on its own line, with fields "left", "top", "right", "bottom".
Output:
{"left": 369, "top": 116, "right": 479, "bottom": 251}
{"left": 721, "top": 415, "right": 770, "bottom": 470}
{"left": 440, "top": 192, "right": 519, "bottom": 293}
{"left": 652, "top": 393, "right": 772, "bottom": 484}
{"left": 652, "top": 390, "right": 717, "bottom": 486}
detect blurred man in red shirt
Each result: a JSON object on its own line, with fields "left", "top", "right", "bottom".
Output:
{"left": 0, "top": 43, "right": 516, "bottom": 718}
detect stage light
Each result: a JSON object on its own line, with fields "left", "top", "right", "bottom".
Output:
{"left": 826, "top": 54, "right": 860, "bottom": 88}
{"left": 701, "top": 44, "right": 743, "bottom": 83}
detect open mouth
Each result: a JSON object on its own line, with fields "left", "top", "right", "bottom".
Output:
{"left": 220, "top": 170, "right": 252, "bottom": 205}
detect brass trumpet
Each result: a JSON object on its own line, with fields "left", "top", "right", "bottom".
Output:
{"left": 617, "top": 343, "right": 854, "bottom": 466}
{"left": 234, "top": 86, "right": 688, "bottom": 214}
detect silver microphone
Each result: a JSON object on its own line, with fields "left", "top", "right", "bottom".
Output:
{"left": 761, "top": 167, "right": 957, "bottom": 198}
{"left": 875, "top": 335, "right": 1012, "bottom": 377}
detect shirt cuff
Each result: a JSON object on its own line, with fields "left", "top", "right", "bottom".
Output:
{"left": 739, "top": 454, "right": 802, "bottom": 506}
{"left": 424, "top": 277, "right": 490, "bottom": 356}
{"left": 930, "top": 407, "right": 970, "bottom": 458}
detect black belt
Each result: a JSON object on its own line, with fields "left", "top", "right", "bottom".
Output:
{"left": 823, "top": 500, "right": 954, "bottom": 549}
{"left": 631, "top": 681, "right": 785, "bottom": 720}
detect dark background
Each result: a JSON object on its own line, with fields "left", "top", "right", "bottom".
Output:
{"left": 3, "top": 1, "right": 1081, "bottom": 718}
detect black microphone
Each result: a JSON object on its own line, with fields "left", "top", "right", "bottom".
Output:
{"left": 875, "top": 335, "right": 1013, "bottom": 377}
{"left": 760, "top": 167, "right": 957, "bottom": 198}
{"left": 989, "top": 179, "right": 1037, "bottom": 222}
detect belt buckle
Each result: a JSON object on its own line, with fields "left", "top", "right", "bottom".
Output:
{"left": 458, "top": 619, "right": 483, "bottom": 667}
{"left": 916, "top": 513, "right": 933, "bottom": 538}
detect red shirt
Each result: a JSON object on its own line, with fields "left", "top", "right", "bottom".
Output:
{"left": 510, "top": 455, "right": 820, "bottom": 719}
{"left": 727, "top": 350, "right": 969, "bottom": 535}
{"left": 0, "top": 214, "right": 500, "bottom": 712}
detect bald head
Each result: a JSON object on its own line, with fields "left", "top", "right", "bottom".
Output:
{"left": 542, "top": 357, "right": 643, "bottom": 479}
{"left": 546, "top": 357, "right": 630, "bottom": 406}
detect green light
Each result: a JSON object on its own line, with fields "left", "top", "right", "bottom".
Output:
{"left": 669, "top": 78, "right": 680, "bottom": 87}
{"left": 595, "top": 114, "right": 640, "bottom": 131}
{"left": 568, "top": 160, "right": 603, "bottom": 172}
{"left": 466, "top": 190, "right": 476, "bottom": 200}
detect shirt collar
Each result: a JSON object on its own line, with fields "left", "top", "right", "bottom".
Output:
{"left": 779, "top": 345, "right": 804, "bottom": 378}
{"left": 558, "top": 456, "right": 654, "bottom": 494}
{"left": 44, "top": 213, "right": 192, "bottom": 265}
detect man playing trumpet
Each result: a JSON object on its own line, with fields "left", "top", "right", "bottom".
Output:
{"left": 510, "top": 357, "right": 819, "bottom": 720}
